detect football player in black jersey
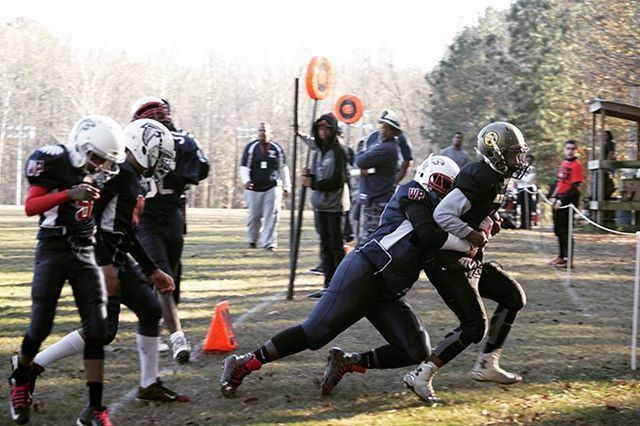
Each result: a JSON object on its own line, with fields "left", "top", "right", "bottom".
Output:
{"left": 9, "top": 115, "right": 125, "bottom": 425}
{"left": 131, "top": 97, "right": 209, "bottom": 363}
{"left": 219, "top": 156, "right": 476, "bottom": 399}
{"left": 29, "top": 119, "right": 189, "bottom": 410}
{"left": 403, "top": 122, "right": 529, "bottom": 405}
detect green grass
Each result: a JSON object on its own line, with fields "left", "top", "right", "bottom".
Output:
{"left": 0, "top": 205, "right": 639, "bottom": 425}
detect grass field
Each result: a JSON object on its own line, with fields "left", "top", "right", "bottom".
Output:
{"left": 1, "top": 205, "right": 639, "bottom": 425}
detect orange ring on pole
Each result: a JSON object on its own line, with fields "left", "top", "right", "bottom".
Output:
{"left": 335, "top": 94, "right": 363, "bottom": 124}
{"left": 305, "top": 56, "right": 333, "bottom": 100}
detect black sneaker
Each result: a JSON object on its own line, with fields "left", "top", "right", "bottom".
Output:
{"left": 248, "top": 243, "right": 257, "bottom": 248}
{"left": 305, "top": 264, "right": 325, "bottom": 275}
{"left": 76, "top": 405, "right": 113, "bottom": 426}
{"left": 136, "top": 378, "right": 189, "bottom": 402}
{"left": 321, "top": 347, "right": 365, "bottom": 396}
{"left": 8, "top": 357, "right": 32, "bottom": 425}
{"left": 308, "top": 289, "right": 326, "bottom": 299}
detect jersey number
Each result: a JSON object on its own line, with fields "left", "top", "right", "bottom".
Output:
{"left": 75, "top": 200, "right": 94, "bottom": 221}
{"left": 132, "top": 195, "right": 145, "bottom": 226}
{"left": 146, "top": 176, "right": 174, "bottom": 197}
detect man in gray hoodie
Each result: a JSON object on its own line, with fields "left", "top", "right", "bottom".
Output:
{"left": 303, "top": 113, "right": 350, "bottom": 298}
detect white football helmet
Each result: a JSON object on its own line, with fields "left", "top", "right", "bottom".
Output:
{"left": 67, "top": 115, "right": 126, "bottom": 184}
{"left": 124, "top": 119, "right": 175, "bottom": 176}
{"left": 414, "top": 154, "right": 460, "bottom": 198}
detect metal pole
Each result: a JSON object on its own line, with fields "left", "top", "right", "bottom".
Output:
{"left": 289, "top": 79, "right": 299, "bottom": 252}
{"left": 15, "top": 135, "right": 23, "bottom": 205}
{"left": 567, "top": 205, "right": 574, "bottom": 274}
{"left": 524, "top": 188, "right": 530, "bottom": 229}
{"left": 632, "top": 231, "right": 640, "bottom": 370}
{"left": 288, "top": 79, "right": 299, "bottom": 299}
{"left": 287, "top": 100, "right": 318, "bottom": 298}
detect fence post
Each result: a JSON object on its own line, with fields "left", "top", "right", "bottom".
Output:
{"left": 632, "top": 231, "right": 640, "bottom": 370}
{"left": 567, "top": 204, "right": 574, "bottom": 274}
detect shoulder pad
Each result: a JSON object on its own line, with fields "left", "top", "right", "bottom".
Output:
{"left": 37, "top": 144, "right": 65, "bottom": 157}
{"left": 25, "top": 144, "right": 75, "bottom": 185}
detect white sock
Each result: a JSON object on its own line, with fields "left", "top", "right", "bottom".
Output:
{"left": 137, "top": 334, "right": 159, "bottom": 388}
{"left": 34, "top": 330, "right": 85, "bottom": 367}
{"left": 170, "top": 330, "right": 185, "bottom": 345}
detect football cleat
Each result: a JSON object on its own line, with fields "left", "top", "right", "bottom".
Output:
{"left": 9, "top": 356, "right": 33, "bottom": 425}
{"left": 403, "top": 361, "right": 441, "bottom": 406}
{"left": 76, "top": 405, "right": 113, "bottom": 426}
{"left": 220, "top": 353, "right": 261, "bottom": 398}
{"left": 136, "top": 378, "right": 189, "bottom": 402}
{"left": 170, "top": 331, "right": 191, "bottom": 364}
{"left": 548, "top": 257, "right": 564, "bottom": 266}
{"left": 321, "top": 347, "right": 365, "bottom": 396}
{"left": 470, "top": 349, "right": 522, "bottom": 384}
{"left": 158, "top": 336, "right": 170, "bottom": 353}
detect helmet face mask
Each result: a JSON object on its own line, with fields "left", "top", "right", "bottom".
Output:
{"left": 414, "top": 154, "right": 460, "bottom": 198}
{"left": 84, "top": 149, "right": 120, "bottom": 187}
{"left": 476, "top": 122, "right": 528, "bottom": 178}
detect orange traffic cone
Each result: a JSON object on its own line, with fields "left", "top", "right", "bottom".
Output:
{"left": 203, "top": 300, "right": 237, "bottom": 353}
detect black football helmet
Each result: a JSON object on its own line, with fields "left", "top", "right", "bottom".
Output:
{"left": 476, "top": 122, "right": 529, "bottom": 178}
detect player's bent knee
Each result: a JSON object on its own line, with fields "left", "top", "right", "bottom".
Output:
{"left": 84, "top": 308, "right": 107, "bottom": 342}
{"left": 406, "top": 343, "right": 431, "bottom": 364}
{"left": 462, "top": 319, "right": 488, "bottom": 345}
{"left": 84, "top": 337, "right": 105, "bottom": 360}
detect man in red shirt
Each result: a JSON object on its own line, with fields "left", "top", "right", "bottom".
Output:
{"left": 548, "top": 140, "right": 584, "bottom": 268}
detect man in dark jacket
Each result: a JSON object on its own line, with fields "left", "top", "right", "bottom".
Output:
{"left": 356, "top": 110, "right": 400, "bottom": 241}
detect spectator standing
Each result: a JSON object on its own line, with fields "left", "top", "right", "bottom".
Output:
{"left": 515, "top": 154, "right": 537, "bottom": 229}
{"left": 604, "top": 130, "right": 616, "bottom": 200}
{"left": 356, "top": 111, "right": 400, "bottom": 241}
{"left": 240, "top": 123, "right": 291, "bottom": 251}
{"left": 440, "top": 131, "right": 471, "bottom": 169}
{"left": 548, "top": 140, "right": 584, "bottom": 268}
{"left": 303, "top": 113, "right": 350, "bottom": 299}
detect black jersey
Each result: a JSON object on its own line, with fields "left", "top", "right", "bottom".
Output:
{"left": 95, "top": 161, "right": 157, "bottom": 274}
{"left": 240, "top": 139, "right": 288, "bottom": 192}
{"left": 143, "top": 129, "right": 209, "bottom": 217}
{"left": 454, "top": 161, "right": 508, "bottom": 229}
{"left": 24, "top": 144, "right": 95, "bottom": 240}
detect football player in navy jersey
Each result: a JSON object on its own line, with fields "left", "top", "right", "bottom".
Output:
{"left": 29, "top": 119, "right": 189, "bottom": 412}
{"left": 219, "top": 156, "right": 477, "bottom": 399}
{"left": 131, "top": 97, "right": 209, "bottom": 363}
{"left": 9, "top": 116, "right": 125, "bottom": 425}
{"left": 403, "top": 122, "right": 529, "bottom": 405}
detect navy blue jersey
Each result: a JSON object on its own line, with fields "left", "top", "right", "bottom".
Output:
{"left": 95, "top": 161, "right": 157, "bottom": 274}
{"left": 24, "top": 144, "right": 95, "bottom": 240}
{"left": 455, "top": 161, "right": 508, "bottom": 229}
{"left": 357, "top": 180, "right": 448, "bottom": 298}
{"left": 143, "top": 129, "right": 209, "bottom": 217}
{"left": 355, "top": 138, "right": 398, "bottom": 202}
{"left": 362, "top": 130, "right": 413, "bottom": 162}
{"left": 241, "top": 140, "right": 288, "bottom": 192}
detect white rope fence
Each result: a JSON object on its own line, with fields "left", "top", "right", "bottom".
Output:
{"left": 527, "top": 188, "right": 640, "bottom": 370}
